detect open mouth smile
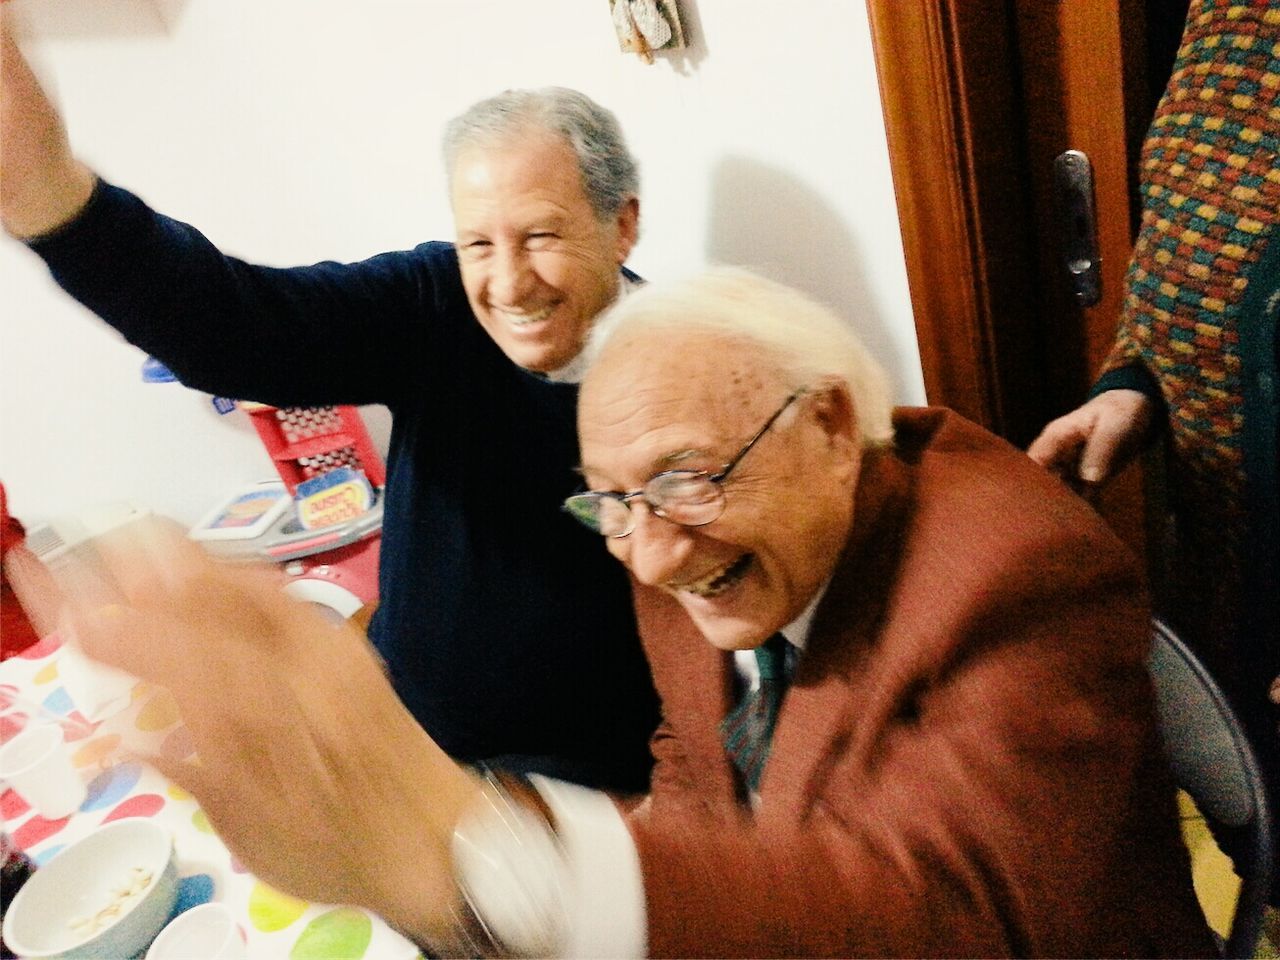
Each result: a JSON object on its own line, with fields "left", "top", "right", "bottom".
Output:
{"left": 496, "top": 306, "right": 553, "bottom": 328}
{"left": 671, "top": 553, "right": 754, "bottom": 598}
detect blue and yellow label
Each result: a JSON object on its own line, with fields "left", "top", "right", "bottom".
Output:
{"left": 295, "top": 468, "right": 373, "bottom": 530}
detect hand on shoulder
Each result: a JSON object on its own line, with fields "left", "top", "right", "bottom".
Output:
{"left": 1027, "top": 389, "right": 1157, "bottom": 488}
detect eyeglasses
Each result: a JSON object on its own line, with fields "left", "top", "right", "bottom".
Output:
{"left": 563, "top": 390, "right": 806, "bottom": 539}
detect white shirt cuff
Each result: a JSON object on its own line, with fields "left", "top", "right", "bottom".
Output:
{"left": 531, "top": 774, "right": 648, "bottom": 959}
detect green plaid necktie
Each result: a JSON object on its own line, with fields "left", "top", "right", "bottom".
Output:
{"left": 720, "top": 633, "right": 792, "bottom": 791}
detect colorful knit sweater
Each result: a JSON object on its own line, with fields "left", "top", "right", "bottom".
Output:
{"left": 1095, "top": 0, "right": 1280, "bottom": 750}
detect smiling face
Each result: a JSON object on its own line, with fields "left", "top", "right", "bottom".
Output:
{"left": 450, "top": 130, "right": 639, "bottom": 373}
{"left": 579, "top": 332, "right": 862, "bottom": 651}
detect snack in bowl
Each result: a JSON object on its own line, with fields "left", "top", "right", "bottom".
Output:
{"left": 69, "top": 866, "right": 156, "bottom": 938}
{"left": 2, "top": 818, "right": 178, "bottom": 960}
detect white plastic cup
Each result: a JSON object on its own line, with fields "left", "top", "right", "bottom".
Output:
{"left": 146, "top": 903, "right": 246, "bottom": 960}
{"left": 0, "top": 723, "right": 87, "bottom": 819}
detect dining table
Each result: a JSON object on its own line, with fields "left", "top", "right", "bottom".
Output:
{"left": 0, "top": 633, "right": 421, "bottom": 960}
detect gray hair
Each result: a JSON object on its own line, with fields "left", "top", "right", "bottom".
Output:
{"left": 443, "top": 88, "right": 639, "bottom": 220}
{"left": 585, "top": 268, "right": 896, "bottom": 447}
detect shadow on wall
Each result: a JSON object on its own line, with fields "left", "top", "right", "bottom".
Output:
{"left": 705, "top": 155, "right": 906, "bottom": 390}
{"left": 5, "top": 0, "right": 190, "bottom": 38}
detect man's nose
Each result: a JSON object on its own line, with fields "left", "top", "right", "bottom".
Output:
{"left": 620, "top": 504, "right": 694, "bottom": 586}
{"left": 490, "top": 244, "right": 534, "bottom": 304}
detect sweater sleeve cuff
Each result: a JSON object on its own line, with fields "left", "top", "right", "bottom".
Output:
{"left": 531, "top": 775, "right": 648, "bottom": 959}
{"left": 1088, "top": 364, "right": 1161, "bottom": 403}
{"left": 23, "top": 175, "right": 110, "bottom": 251}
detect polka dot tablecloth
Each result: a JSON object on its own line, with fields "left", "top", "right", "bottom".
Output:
{"left": 0, "top": 636, "right": 421, "bottom": 960}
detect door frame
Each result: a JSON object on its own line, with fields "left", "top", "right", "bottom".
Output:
{"left": 865, "top": 0, "right": 1037, "bottom": 440}
{"left": 865, "top": 0, "right": 1160, "bottom": 553}
{"left": 865, "top": 0, "right": 1152, "bottom": 445}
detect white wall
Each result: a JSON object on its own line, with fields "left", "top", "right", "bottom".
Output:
{"left": 0, "top": 0, "right": 922, "bottom": 526}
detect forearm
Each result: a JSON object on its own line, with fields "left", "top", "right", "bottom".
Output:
{"left": 24, "top": 180, "right": 298, "bottom": 391}
{"left": 25, "top": 180, "right": 430, "bottom": 405}
{"left": 0, "top": 22, "right": 97, "bottom": 239}
{"left": 0, "top": 156, "right": 96, "bottom": 241}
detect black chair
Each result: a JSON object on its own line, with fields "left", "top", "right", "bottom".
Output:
{"left": 1148, "top": 618, "right": 1274, "bottom": 959}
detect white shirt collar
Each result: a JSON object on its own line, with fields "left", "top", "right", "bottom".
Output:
{"left": 542, "top": 273, "right": 638, "bottom": 384}
{"left": 732, "top": 578, "right": 831, "bottom": 685}
{"left": 779, "top": 581, "right": 829, "bottom": 652}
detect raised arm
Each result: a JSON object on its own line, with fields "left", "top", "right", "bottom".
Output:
{"left": 2, "top": 14, "right": 446, "bottom": 408}
{"left": 0, "top": 18, "right": 97, "bottom": 239}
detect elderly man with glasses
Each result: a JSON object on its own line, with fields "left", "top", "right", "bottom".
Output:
{"left": 25, "top": 268, "right": 1214, "bottom": 957}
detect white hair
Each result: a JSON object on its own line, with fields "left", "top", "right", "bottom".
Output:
{"left": 584, "top": 267, "right": 896, "bottom": 447}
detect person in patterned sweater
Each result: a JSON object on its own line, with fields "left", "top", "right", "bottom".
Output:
{"left": 1030, "top": 0, "right": 1279, "bottom": 877}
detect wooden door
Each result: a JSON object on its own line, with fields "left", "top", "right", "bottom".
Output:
{"left": 865, "top": 0, "right": 1186, "bottom": 558}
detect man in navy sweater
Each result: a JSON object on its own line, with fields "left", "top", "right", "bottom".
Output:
{"left": 0, "top": 23, "right": 660, "bottom": 792}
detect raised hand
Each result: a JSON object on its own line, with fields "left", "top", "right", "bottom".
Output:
{"left": 6, "top": 515, "right": 478, "bottom": 947}
{"left": 0, "top": 14, "right": 98, "bottom": 239}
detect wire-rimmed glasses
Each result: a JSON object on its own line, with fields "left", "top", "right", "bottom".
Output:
{"left": 563, "top": 389, "right": 806, "bottom": 539}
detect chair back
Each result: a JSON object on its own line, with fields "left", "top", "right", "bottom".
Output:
{"left": 1148, "top": 618, "right": 1274, "bottom": 959}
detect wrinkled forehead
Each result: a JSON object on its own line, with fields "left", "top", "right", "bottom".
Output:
{"left": 449, "top": 130, "right": 588, "bottom": 206}
{"left": 578, "top": 332, "right": 785, "bottom": 470}
{"left": 587, "top": 328, "right": 780, "bottom": 406}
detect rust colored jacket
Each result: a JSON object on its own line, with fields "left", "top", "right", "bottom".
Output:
{"left": 626, "top": 408, "right": 1213, "bottom": 958}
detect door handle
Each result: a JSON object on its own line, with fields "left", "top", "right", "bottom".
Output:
{"left": 1053, "top": 150, "right": 1102, "bottom": 307}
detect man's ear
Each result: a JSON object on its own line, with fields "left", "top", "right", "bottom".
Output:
{"left": 811, "top": 380, "right": 858, "bottom": 441}
{"left": 614, "top": 196, "right": 640, "bottom": 264}
{"left": 809, "top": 380, "right": 861, "bottom": 476}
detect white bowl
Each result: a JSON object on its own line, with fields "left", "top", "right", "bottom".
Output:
{"left": 3, "top": 818, "right": 179, "bottom": 960}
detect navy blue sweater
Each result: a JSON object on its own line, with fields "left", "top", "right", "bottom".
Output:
{"left": 30, "top": 182, "right": 660, "bottom": 791}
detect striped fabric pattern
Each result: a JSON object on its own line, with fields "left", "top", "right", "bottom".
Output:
{"left": 721, "top": 634, "right": 791, "bottom": 792}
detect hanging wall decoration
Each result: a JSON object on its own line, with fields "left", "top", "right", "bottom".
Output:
{"left": 610, "top": 0, "right": 685, "bottom": 64}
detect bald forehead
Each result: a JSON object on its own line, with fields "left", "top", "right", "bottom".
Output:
{"left": 578, "top": 331, "right": 788, "bottom": 485}
{"left": 583, "top": 328, "right": 780, "bottom": 416}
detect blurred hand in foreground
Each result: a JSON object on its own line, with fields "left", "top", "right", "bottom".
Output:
{"left": 1027, "top": 389, "right": 1157, "bottom": 491}
{"left": 5, "top": 516, "right": 477, "bottom": 946}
